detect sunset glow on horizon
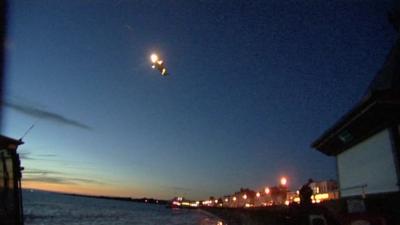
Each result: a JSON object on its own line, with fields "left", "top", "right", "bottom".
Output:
{"left": 22, "top": 181, "right": 148, "bottom": 198}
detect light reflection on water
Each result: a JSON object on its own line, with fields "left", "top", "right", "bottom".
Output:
{"left": 23, "top": 190, "right": 222, "bottom": 225}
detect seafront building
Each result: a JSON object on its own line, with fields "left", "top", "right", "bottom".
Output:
{"left": 312, "top": 22, "right": 400, "bottom": 221}
{"left": 312, "top": 37, "right": 400, "bottom": 198}
{"left": 221, "top": 188, "right": 256, "bottom": 208}
{"left": 289, "top": 180, "right": 339, "bottom": 204}
{"left": 309, "top": 180, "right": 339, "bottom": 203}
{"left": 309, "top": 180, "right": 338, "bottom": 195}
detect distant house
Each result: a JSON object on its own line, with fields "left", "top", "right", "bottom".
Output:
{"left": 312, "top": 37, "right": 400, "bottom": 198}
{"left": 222, "top": 188, "right": 256, "bottom": 208}
{"left": 309, "top": 180, "right": 339, "bottom": 203}
{"left": 268, "top": 186, "right": 288, "bottom": 205}
{"left": 287, "top": 180, "right": 338, "bottom": 204}
{"left": 309, "top": 180, "right": 338, "bottom": 195}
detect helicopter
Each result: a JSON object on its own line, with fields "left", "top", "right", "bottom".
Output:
{"left": 150, "top": 53, "right": 168, "bottom": 76}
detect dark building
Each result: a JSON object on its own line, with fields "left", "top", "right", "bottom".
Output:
{"left": 0, "top": 135, "right": 24, "bottom": 225}
{"left": 311, "top": 34, "right": 400, "bottom": 198}
{"left": 311, "top": 15, "right": 400, "bottom": 223}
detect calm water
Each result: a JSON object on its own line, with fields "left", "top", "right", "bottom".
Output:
{"left": 23, "top": 190, "right": 221, "bottom": 225}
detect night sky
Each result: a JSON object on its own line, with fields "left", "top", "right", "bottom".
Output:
{"left": 3, "top": 0, "right": 398, "bottom": 199}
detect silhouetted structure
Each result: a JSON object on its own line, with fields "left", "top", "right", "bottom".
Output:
{"left": 312, "top": 10, "right": 400, "bottom": 223}
{"left": 0, "top": 135, "right": 24, "bottom": 225}
{"left": 312, "top": 24, "right": 400, "bottom": 199}
{"left": 299, "top": 179, "right": 313, "bottom": 207}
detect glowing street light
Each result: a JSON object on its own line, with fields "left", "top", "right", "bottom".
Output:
{"left": 256, "top": 192, "right": 260, "bottom": 198}
{"left": 285, "top": 200, "right": 290, "bottom": 206}
{"left": 264, "top": 187, "right": 270, "bottom": 194}
{"left": 232, "top": 196, "right": 237, "bottom": 201}
{"left": 280, "top": 177, "right": 288, "bottom": 186}
{"left": 242, "top": 194, "right": 247, "bottom": 200}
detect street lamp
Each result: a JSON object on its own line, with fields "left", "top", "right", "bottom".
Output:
{"left": 280, "top": 177, "right": 288, "bottom": 186}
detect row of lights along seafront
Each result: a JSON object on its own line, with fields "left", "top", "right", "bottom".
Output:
{"left": 202, "top": 177, "right": 290, "bottom": 208}
{"left": 171, "top": 177, "right": 289, "bottom": 208}
{"left": 210, "top": 177, "right": 338, "bottom": 208}
{"left": 171, "top": 176, "right": 339, "bottom": 209}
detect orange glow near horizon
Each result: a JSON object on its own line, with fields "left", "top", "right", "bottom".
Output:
{"left": 22, "top": 180, "right": 143, "bottom": 198}
{"left": 280, "top": 177, "right": 287, "bottom": 186}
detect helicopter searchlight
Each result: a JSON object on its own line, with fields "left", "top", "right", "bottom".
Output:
{"left": 150, "top": 53, "right": 168, "bottom": 76}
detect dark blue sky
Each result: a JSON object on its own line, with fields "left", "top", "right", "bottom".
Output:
{"left": 3, "top": 0, "right": 397, "bottom": 199}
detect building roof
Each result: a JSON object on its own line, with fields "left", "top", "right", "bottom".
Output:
{"left": 0, "top": 135, "right": 23, "bottom": 150}
{"left": 364, "top": 38, "right": 400, "bottom": 98}
{"left": 312, "top": 37, "right": 400, "bottom": 156}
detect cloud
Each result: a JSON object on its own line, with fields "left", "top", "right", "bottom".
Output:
{"left": 35, "top": 153, "right": 58, "bottom": 158}
{"left": 19, "top": 150, "right": 58, "bottom": 160}
{"left": 23, "top": 168, "right": 64, "bottom": 176}
{"left": 18, "top": 150, "right": 58, "bottom": 161}
{"left": 19, "top": 150, "right": 98, "bottom": 171}
{"left": 23, "top": 176, "right": 74, "bottom": 185}
{"left": 163, "top": 185, "right": 192, "bottom": 192}
{"left": 4, "top": 101, "right": 92, "bottom": 130}
{"left": 71, "top": 177, "right": 104, "bottom": 184}
{"left": 19, "top": 152, "right": 34, "bottom": 160}
{"left": 23, "top": 170, "right": 104, "bottom": 185}
{"left": 20, "top": 151, "right": 102, "bottom": 185}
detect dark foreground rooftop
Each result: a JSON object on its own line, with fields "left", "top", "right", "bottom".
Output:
{"left": 312, "top": 37, "right": 400, "bottom": 156}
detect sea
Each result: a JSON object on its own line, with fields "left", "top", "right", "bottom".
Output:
{"left": 23, "top": 190, "right": 222, "bottom": 225}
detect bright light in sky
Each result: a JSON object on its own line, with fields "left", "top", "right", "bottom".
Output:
{"left": 150, "top": 54, "right": 158, "bottom": 63}
{"left": 161, "top": 68, "right": 167, "bottom": 75}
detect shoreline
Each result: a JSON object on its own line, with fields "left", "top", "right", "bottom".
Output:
{"left": 23, "top": 189, "right": 168, "bottom": 205}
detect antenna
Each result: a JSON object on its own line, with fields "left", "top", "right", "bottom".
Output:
{"left": 20, "top": 119, "right": 39, "bottom": 140}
